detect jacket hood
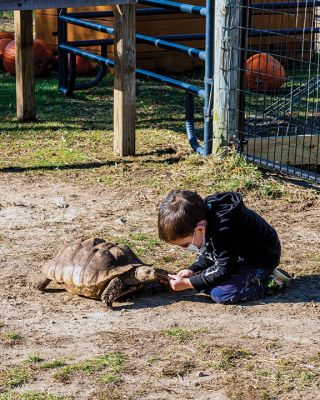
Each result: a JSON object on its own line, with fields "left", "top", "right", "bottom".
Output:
{"left": 205, "top": 192, "right": 244, "bottom": 219}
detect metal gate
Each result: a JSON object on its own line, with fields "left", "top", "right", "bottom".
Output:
{"left": 237, "top": 0, "right": 320, "bottom": 183}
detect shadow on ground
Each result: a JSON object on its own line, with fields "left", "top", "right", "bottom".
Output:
{"left": 115, "top": 274, "right": 320, "bottom": 311}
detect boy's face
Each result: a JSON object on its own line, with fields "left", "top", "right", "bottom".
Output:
{"left": 170, "top": 222, "right": 207, "bottom": 250}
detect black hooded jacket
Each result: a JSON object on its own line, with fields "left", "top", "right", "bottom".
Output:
{"left": 188, "top": 192, "right": 281, "bottom": 292}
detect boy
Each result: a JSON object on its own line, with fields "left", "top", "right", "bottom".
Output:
{"left": 158, "top": 190, "right": 290, "bottom": 304}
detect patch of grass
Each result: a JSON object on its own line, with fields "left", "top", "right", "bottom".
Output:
{"left": 0, "top": 73, "right": 312, "bottom": 207}
{"left": 96, "top": 353, "right": 124, "bottom": 371}
{"left": 0, "top": 367, "right": 30, "bottom": 388}
{"left": 162, "top": 360, "right": 196, "bottom": 378}
{"left": 52, "top": 353, "right": 124, "bottom": 383}
{"left": 1, "top": 332, "right": 23, "bottom": 345}
{"left": 112, "top": 233, "right": 161, "bottom": 257}
{"left": 162, "top": 327, "right": 192, "bottom": 343}
{"left": 100, "top": 373, "right": 120, "bottom": 384}
{"left": 0, "top": 321, "right": 4, "bottom": 328}
{"left": 0, "top": 392, "right": 68, "bottom": 400}
{"left": 300, "top": 371, "right": 314, "bottom": 382}
{"left": 212, "top": 347, "right": 251, "bottom": 370}
{"left": 26, "top": 354, "right": 43, "bottom": 364}
{"left": 6, "top": 332, "right": 22, "bottom": 341}
{"left": 131, "top": 233, "right": 161, "bottom": 250}
{"left": 39, "top": 360, "right": 66, "bottom": 369}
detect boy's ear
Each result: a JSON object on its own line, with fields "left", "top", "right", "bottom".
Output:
{"left": 195, "top": 219, "right": 207, "bottom": 230}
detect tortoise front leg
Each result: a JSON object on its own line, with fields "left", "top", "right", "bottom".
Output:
{"left": 101, "top": 277, "right": 126, "bottom": 309}
{"left": 34, "top": 277, "right": 51, "bottom": 291}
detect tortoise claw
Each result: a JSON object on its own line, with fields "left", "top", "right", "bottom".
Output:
{"left": 104, "top": 302, "right": 114, "bottom": 310}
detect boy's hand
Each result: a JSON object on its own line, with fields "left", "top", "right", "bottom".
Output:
{"left": 177, "top": 269, "right": 195, "bottom": 278}
{"left": 168, "top": 274, "right": 194, "bottom": 291}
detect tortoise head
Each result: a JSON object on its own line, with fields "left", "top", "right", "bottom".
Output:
{"left": 135, "top": 266, "right": 169, "bottom": 285}
{"left": 135, "top": 266, "right": 158, "bottom": 282}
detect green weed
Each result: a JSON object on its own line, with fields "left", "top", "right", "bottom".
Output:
{"left": 26, "top": 354, "right": 43, "bottom": 364}
{"left": 39, "top": 360, "right": 66, "bottom": 369}
{"left": 100, "top": 373, "right": 120, "bottom": 384}
{"left": 0, "top": 367, "right": 30, "bottom": 388}
{"left": 162, "top": 327, "right": 192, "bottom": 343}
{"left": 0, "top": 392, "right": 68, "bottom": 400}
{"left": 212, "top": 347, "right": 251, "bottom": 370}
{"left": 1, "top": 332, "right": 23, "bottom": 344}
{"left": 52, "top": 353, "right": 124, "bottom": 383}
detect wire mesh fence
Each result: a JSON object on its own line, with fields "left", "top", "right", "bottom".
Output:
{"left": 236, "top": 0, "right": 320, "bottom": 183}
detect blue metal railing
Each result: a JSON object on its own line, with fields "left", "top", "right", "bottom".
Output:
{"left": 58, "top": 0, "right": 212, "bottom": 155}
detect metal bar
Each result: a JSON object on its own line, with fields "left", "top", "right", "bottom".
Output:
{"left": 136, "top": 33, "right": 205, "bottom": 60}
{"left": 0, "top": 0, "right": 129, "bottom": 11}
{"left": 69, "top": 34, "right": 205, "bottom": 48}
{"left": 203, "top": 0, "right": 214, "bottom": 155}
{"left": 74, "top": 46, "right": 108, "bottom": 91}
{"left": 249, "top": 1, "right": 320, "bottom": 11}
{"left": 243, "top": 154, "right": 320, "bottom": 183}
{"left": 58, "top": 44, "right": 205, "bottom": 97}
{"left": 58, "top": 8, "right": 69, "bottom": 95}
{"left": 156, "top": 33, "right": 205, "bottom": 41}
{"left": 248, "top": 27, "right": 320, "bottom": 37}
{"left": 60, "top": 15, "right": 205, "bottom": 59}
{"left": 137, "top": 0, "right": 206, "bottom": 16}
{"left": 185, "top": 93, "right": 204, "bottom": 155}
{"left": 67, "top": 8, "right": 183, "bottom": 18}
{"left": 59, "top": 15, "right": 115, "bottom": 35}
{"left": 68, "top": 39, "right": 114, "bottom": 46}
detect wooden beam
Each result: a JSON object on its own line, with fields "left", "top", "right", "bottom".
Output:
{"left": 213, "top": 0, "right": 243, "bottom": 157}
{"left": 0, "top": 0, "right": 130, "bottom": 11}
{"left": 244, "top": 135, "right": 320, "bottom": 166}
{"left": 113, "top": 3, "right": 136, "bottom": 157}
{"left": 14, "top": 10, "right": 36, "bottom": 122}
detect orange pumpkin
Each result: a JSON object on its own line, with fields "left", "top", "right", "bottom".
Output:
{"left": 0, "top": 38, "right": 12, "bottom": 63}
{"left": 0, "top": 31, "right": 14, "bottom": 41}
{"left": 3, "top": 40, "right": 51, "bottom": 76}
{"left": 35, "top": 38, "right": 55, "bottom": 61}
{"left": 246, "top": 53, "right": 286, "bottom": 91}
{"left": 69, "top": 55, "right": 92, "bottom": 76}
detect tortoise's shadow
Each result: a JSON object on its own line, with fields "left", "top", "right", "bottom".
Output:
{"left": 114, "top": 274, "right": 320, "bottom": 310}
{"left": 45, "top": 288, "right": 66, "bottom": 294}
{"left": 113, "top": 286, "right": 211, "bottom": 311}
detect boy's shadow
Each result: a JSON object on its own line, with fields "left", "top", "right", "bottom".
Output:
{"left": 252, "top": 273, "right": 320, "bottom": 305}
{"left": 115, "top": 274, "right": 320, "bottom": 310}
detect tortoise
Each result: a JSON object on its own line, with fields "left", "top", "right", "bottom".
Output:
{"left": 34, "top": 237, "right": 169, "bottom": 308}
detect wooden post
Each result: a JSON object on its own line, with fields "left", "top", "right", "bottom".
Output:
{"left": 14, "top": 10, "right": 36, "bottom": 122}
{"left": 213, "top": 0, "right": 242, "bottom": 156}
{"left": 113, "top": 3, "right": 136, "bottom": 157}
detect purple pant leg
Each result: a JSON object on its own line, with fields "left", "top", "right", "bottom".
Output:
{"left": 210, "top": 266, "right": 273, "bottom": 304}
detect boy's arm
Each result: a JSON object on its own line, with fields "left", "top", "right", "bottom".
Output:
{"left": 189, "top": 251, "right": 236, "bottom": 291}
{"left": 189, "top": 218, "right": 241, "bottom": 292}
{"left": 188, "top": 253, "right": 215, "bottom": 273}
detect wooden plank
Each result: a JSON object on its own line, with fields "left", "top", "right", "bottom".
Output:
{"left": 244, "top": 135, "right": 320, "bottom": 165}
{"left": 14, "top": 10, "right": 36, "bottom": 122}
{"left": 0, "top": 0, "right": 130, "bottom": 11}
{"left": 113, "top": 3, "right": 136, "bottom": 157}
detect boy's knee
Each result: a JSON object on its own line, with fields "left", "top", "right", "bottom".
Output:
{"left": 210, "top": 286, "right": 237, "bottom": 304}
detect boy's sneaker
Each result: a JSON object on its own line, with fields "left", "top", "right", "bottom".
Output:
{"left": 266, "top": 267, "right": 292, "bottom": 295}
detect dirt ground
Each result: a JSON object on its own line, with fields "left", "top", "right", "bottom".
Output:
{"left": 0, "top": 172, "right": 320, "bottom": 400}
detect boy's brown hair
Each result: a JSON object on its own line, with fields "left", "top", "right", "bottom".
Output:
{"left": 158, "top": 190, "right": 207, "bottom": 242}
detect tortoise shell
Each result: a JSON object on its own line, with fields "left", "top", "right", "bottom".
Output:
{"left": 43, "top": 238, "right": 144, "bottom": 299}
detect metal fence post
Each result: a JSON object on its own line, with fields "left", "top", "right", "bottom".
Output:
{"left": 213, "top": 0, "right": 243, "bottom": 157}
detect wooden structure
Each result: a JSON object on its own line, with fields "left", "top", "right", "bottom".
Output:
{"left": 0, "top": 0, "right": 136, "bottom": 157}
{"left": 249, "top": 0, "right": 314, "bottom": 61}
{"left": 35, "top": 0, "right": 315, "bottom": 74}
{"left": 244, "top": 135, "right": 320, "bottom": 166}
{"left": 35, "top": 2, "right": 205, "bottom": 73}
